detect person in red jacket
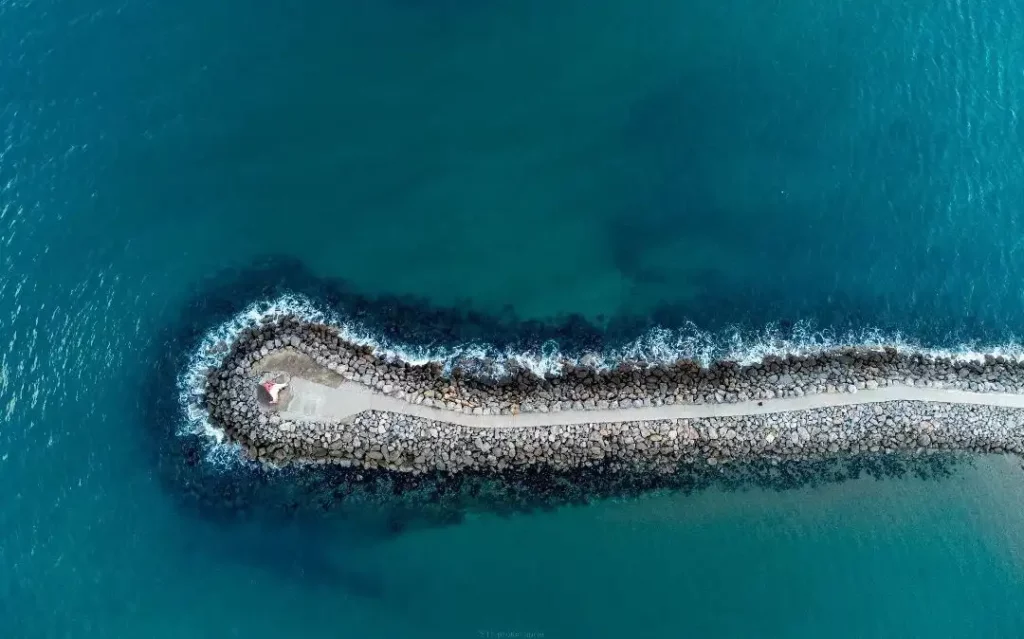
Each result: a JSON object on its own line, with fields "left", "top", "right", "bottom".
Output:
{"left": 261, "top": 380, "right": 288, "bottom": 404}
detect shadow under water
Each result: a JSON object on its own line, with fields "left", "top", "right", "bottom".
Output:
{"left": 174, "top": 512, "right": 393, "bottom": 600}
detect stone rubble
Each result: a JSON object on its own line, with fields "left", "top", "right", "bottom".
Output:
{"left": 202, "top": 315, "right": 1024, "bottom": 471}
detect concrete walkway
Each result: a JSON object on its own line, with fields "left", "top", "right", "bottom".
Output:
{"left": 278, "top": 377, "right": 1024, "bottom": 429}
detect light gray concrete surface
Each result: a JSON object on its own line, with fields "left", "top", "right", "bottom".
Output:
{"left": 277, "top": 376, "right": 1024, "bottom": 429}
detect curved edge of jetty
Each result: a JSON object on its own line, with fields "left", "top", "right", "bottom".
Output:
{"left": 202, "top": 316, "right": 1024, "bottom": 472}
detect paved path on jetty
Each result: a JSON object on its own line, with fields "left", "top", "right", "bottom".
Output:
{"left": 277, "top": 376, "right": 1024, "bottom": 429}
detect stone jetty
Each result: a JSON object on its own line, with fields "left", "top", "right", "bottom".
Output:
{"left": 201, "top": 315, "right": 1024, "bottom": 472}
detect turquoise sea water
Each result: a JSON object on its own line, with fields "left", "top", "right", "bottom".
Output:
{"left": 5, "top": 0, "right": 1024, "bottom": 636}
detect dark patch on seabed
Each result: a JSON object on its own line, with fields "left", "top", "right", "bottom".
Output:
{"left": 144, "top": 255, "right": 982, "bottom": 543}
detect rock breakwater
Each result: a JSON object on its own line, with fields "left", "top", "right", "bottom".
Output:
{"left": 202, "top": 315, "right": 1024, "bottom": 471}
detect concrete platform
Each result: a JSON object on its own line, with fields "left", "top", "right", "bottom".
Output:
{"left": 271, "top": 372, "right": 1024, "bottom": 429}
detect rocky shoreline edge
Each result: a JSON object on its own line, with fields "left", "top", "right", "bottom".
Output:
{"left": 202, "top": 315, "right": 1024, "bottom": 472}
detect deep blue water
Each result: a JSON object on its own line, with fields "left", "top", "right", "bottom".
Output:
{"left": 5, "top": 0, "right": 1024, "bottom": 636}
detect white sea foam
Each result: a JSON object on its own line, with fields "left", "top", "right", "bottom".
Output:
{"left": 176, "top": 292, "right": 1024, "bottom": 461}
